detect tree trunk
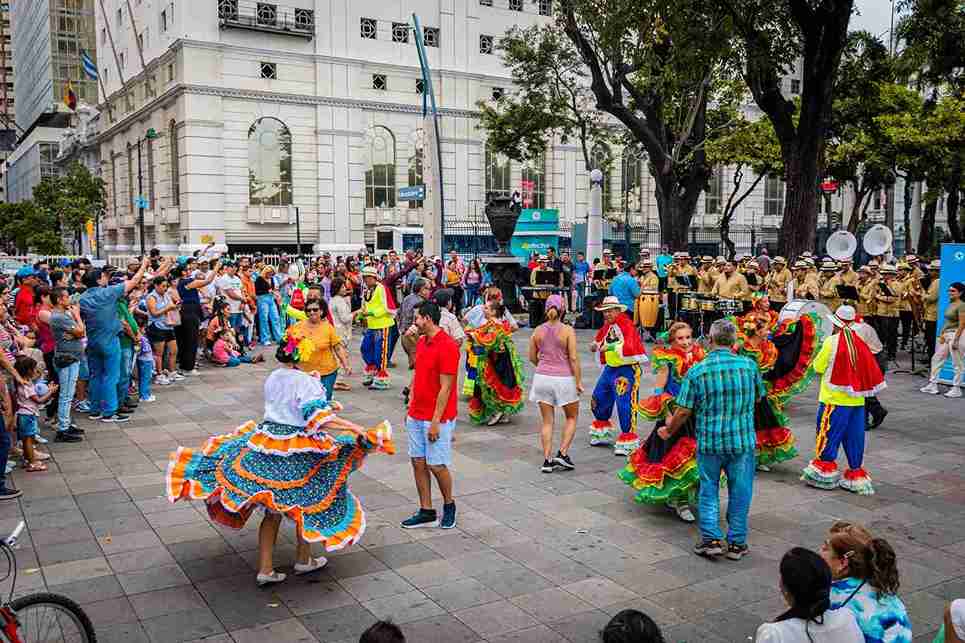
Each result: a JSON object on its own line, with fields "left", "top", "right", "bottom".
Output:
{"left": 902, "top": 178, "right": 913, "bottom": 254}
{"left": 917, "top": 199, "right": 937, "bottom": 256}
{"left": 779, "top": 150, "right": 820, "bottom": 259}
{"left": 720, "top": 214, "right": 737, "bottom": 261}
{"left": 846, "top": 193, "right": 866, "bottom": 234}
{"left": 653, "top": 169, "right": 702, "bottom": 252}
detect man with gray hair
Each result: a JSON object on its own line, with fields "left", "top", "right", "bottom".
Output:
{"left": 658, "top": 318, "right": 765, "bottom": 560}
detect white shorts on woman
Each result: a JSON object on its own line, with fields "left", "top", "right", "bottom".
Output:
{"left": 529, "top": 373, "right": 579, "bottom": 407}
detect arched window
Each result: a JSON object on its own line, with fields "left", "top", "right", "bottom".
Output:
{"left": 407, "top": 148, "right": 424, "bottom": 209}
{"left": 621, "top": 150, "right": 643, "bottom": 213}
{"left": 485, "top": 145, "right": 511, "bottom": 199}
{"left": 248, "top": 117, "right": 293, "bottom": 206}
{"left": 521, "top": 151, "right": 545, "bottom": 209}
{"left": 591, "top": 143, "right": 612, "bottom": 212}
{"left": 365, "top": 126, "right": 396, "bottom": 208}
{"left": 169, "top": 119, "right": 179, "bottom": 207}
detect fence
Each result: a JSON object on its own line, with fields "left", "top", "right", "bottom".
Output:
{"left": 603, "top": 223, "right": 781, "bottom": 261}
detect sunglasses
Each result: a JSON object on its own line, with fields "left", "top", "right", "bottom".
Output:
{"left": 306, "top": 307, "right": 321, "bottom": 312}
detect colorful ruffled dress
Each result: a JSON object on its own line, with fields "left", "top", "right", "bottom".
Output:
{"left": 166, "top": 368, "right": 393, "bottom": 551}
{"left": 467, "top": 319, "right": 525, "bottom": 424}
{"left": 618, "top": 344, "right": 705, "bottom": 505}
{"left": 734, "top": 310, "right": 822, "bottom": 468}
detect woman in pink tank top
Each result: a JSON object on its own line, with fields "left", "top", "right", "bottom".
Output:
{"left": 528, "top": 294, "right": 583, "bottom": 473}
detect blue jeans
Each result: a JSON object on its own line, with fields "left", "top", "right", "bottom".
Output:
{"left": 117, "top": 344, "right": 134, "bottom": 408}
{"left": 56, "top": 361, "right": 80, "bottom": 433}
{"left": 696, "top": 450, "right": 755, "bottom": 545}
{"left": 257, "top": 294, "right": 282, "bottom": 344}
{"left": 88, "top": 336, "right": 121, "bottom": 416}
{"left": 465, "top": 284, "right": 480, "bottom": 308}
{"left": 319, "top": 370, "right": 337, "bottom": 402}
{"left": 138, "top": 359, "right": 154, "bottom": 399}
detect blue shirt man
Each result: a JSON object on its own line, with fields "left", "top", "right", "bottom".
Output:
{"left": 655, "top": 248, "right": 673, "bottom": 278}
{"left": 572, "top": 254, "right": 590, "bottom": 284}
{"left": 608, "top": 268, "right": 640, "bottom": 312}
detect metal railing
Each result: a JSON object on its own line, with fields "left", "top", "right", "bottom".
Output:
{"left": 218, "top": 0, "right": 314, "bottom": 38}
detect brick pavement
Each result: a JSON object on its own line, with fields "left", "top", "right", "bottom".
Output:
{"left": 3, "top": 328, "right": 963, "bottom": 643}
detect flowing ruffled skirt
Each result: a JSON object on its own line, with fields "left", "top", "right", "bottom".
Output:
{"left": 166, "top": 419, "right": 393, "bottom": 551}
{"left": 468, "top": 347, "right": 525, "bottom": 424}
{"left": 755, "top": 397, "right": 798, "bottom": 467}
{"left": 618, "top": 416, "right": 698, "bottom": 506}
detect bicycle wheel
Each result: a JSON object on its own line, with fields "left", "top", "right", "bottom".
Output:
{"left": 9, "top": 592, "right": 96, "bottom": 643}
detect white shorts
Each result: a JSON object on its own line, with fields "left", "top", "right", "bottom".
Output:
{"left": 529, "top": 373, "right": 579, "bottom": 408}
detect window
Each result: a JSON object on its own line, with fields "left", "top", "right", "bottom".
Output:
{"left": 392, "top": 22, "right": 409, "bottom": 43}
{"left": 160, "top": 9, "right": 167, "bottom": 32}
{"left": 365, "top": 126, "right": 396, "bottom": 209}
{"left": 101, "top": 28, "right": 106, "bottom": 44}
{"left": 539, "top": 0, "right": 553, "bottom": 16}
{"left": 509, "top": 0, "right": 522, "bottom": 11}
{"left": 764, "top": 174, "right": 784, "bottom": 218}
{"left": 621, "top": 152, "right": 642, "bottom": 212}
{"left": 120, "top": 51, "right": 125, "bottom": 70}
{"left": 116, "top": 7, "right": 123, "bottom": 26}
{"left": 360, "top": 17, "right": 377, "bottom": 39}
{"left": 591, "top": 143, "right": 613, "bottom": 212}
{"left": 169, "top": 119, "right": 179, "bottom": 206}
{"left": 248, "top": 117, "right": 293, "bottom": 206}
{"left": 294, "top": 8, "right": 313, "bottom": 31}
{"left": 218, "top": 0, "right": 238, "bottom": 21}
{"left": 704, "top": 167, "right": 722, "bottom": 215}
{"left": 415, "top": 78, "right": 425, "bottom": 94}
{"left": 408, "top": 147, "right": 424, "bottom": 209}
{"left": 485, "top": 145, "right": 511, "bottom": 199}
{"left": 256, "top": 3, "right": 276, "bottom": 27}
{"left": 790, "top": 78, "right": 801, "bottom": 95}
{"left": 491, "top": 87, "right": 504, "bottom": 100}
{"left": 479, "top": 35, "right": 493, "bottom": 54}
{"left": 479, "top": 0, "right": 492, "bottom": 5}
{"left": 521, "top": 152, "right": 546, "bottom": 209}
{"left": 260, "top": 62, "right": 276, "bottom": 79}
{"left": 168, "top": 63, "right": 175, "bottom": 83}
{"left": 423, "top": 27, "right": 439, "bottom": 47}
{"left": 372, "top": 74, "right": 387, "bottom": 91}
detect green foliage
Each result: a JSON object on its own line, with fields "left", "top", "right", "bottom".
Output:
{"left": 896, "top": 0, "right": 965, "bottom": 92}
{"left": 705, "top": 115, "right": 783, "bottom": 178}
{"left": 0, "top": 201, "right": 63, "bottom": 254}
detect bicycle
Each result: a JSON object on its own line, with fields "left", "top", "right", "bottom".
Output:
{"left": 0, "top": 521, "right": 96, "bottom": 642}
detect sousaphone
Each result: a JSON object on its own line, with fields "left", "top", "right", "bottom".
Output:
{"left": 826, "top": 230, "right": 858, "bottom": 261}
{"left": 862, "top": 224, "right": 893, "bottom": 257}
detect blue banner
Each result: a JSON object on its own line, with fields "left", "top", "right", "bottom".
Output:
{"left": 936, "top": 243, "right": 965, "bottom": 383}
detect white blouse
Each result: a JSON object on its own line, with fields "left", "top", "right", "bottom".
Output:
{"left": 755, "top": 608, "right": 864, "bottom": 643}
{"left": 263, "top": 368, "right": 326, "bottom": 426}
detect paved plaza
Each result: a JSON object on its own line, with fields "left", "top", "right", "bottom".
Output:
{"left": 3, "top": 328, "right": 963, "bottom": 643}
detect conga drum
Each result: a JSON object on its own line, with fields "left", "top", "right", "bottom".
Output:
{"left": 637, "top": 290, "right": 660, "bottom": 328}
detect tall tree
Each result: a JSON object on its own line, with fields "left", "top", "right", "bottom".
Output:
{"left": 556, "top": 0, "right": 743, "bottom": 249}
{"left": 0, "top": 201, "right": 63, "bottom": 254}
{"left": 720, "top": 0, "right": 855, "bottom": 258}
{"left": 705, "top": 116, "right": 784, "bottom": 259}
{"left": 32, "top": 162, "right": 105, "bottom": 252}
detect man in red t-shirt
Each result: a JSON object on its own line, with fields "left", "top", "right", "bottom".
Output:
{"left": 400, "top": 301, "right": 460, "bottom": 530}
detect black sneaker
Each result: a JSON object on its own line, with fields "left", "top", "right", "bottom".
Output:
{"left": 400, "top": 508, "right": 438, "bottom": 529}
{"left": 869, "top": 409, "right": 888, "bottom": 430}
{"left": 55, "top": 432, "right": 83, "bottom": 443}
{"left": 440, "top": 502, "right": 456, "bottom": 529}
{"left": 693, "top": 539, "right": 724, "bottom": 557}
{"left": 87, "top": 412, "right": 102, "bottom": 420}
{"left": 0, "top": 488, "right": 22, "bottom": 501}
{"left": 67, "top": 426, "right": 85, "bottom": 435}
{"left": 120, "top": 406, "right": 137, "bottom": 414}
{"left": 101, "top": 414, "right": 130, "bottom": 424}
{"left": 726, "top": 542, "right": 749, "bottom": 560}
{"left": 541, "top": 459, "right": 555, "bottom": 473}
{"left": 554, "top": 452, "right": 575, "bottom": 470}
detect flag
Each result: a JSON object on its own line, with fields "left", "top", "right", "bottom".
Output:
{"left": 80, "top": 49, "right": 98, "bottom": 80}
{"left": 63, "top": 81, "right": 77, "bottom": 110}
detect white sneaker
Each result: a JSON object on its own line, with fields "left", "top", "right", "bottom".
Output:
{"left": 156, "top": 375, "right": 171, "bottom": 386}
{"left": 35, "top": 435, "right": 49, "bottom": 444}
{"left": 255, "top": 570, "right": 286, "bottom": 587}
{"left": 668, "top": 503, "right": 695, "bottom": 522}
{"left": 187, "top": 369, "right": 200, "bottom": 377}
{"left": 945, "top": 387, "right": 963, "bottom": 398}
{"left": 293, "top": 556, "right": 328, "bottom": 575}
{"left": 757, "top": 464, "right": 772, "bottom": 472}
{"left": 486, "top": 412, "right": 503, "bottom": 426}
{"left": 920, "top": 383, "right": 940, "bottom": 395}
{"left": 140, "top": 395, "right": 156, "bottom": 402}
{"left": 171, "top": 372, "right": 186, "bottom": 382}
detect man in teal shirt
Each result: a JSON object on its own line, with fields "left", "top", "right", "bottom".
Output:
{"left": 608, "top": 264, "right": 640, "bottom": 312}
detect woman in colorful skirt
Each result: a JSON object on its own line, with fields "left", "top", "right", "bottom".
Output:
{"left": 734, "top": 307, "right": 821, "bottom": 472}
{"left": 619, "top": 321, "right": 704, "bottom": 522}
{"left": 467, "top": 300, "right": 525, "bottom": 426}
{"left": 166, "top": 330, "right": 393, "bottom": 587}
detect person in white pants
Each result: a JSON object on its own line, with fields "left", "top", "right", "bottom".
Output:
{"left": 921, "top": 281, "right": 965, "bottom": 398}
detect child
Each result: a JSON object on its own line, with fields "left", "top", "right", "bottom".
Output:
{"left": 14, "top": 355, "right": 57, "bottom": 472}
{"left": 137, "top": 335, "right": 156, "bottom": 402}
{"left": 211, "top": 328, "right": 255, "bottom": 367}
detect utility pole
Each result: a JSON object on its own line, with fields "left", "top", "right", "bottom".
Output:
{"left": 295, "top": 206, "right": 301, "bottom": 255}
{"left": 137, "top": 138, "right": 144, "bottom": 256}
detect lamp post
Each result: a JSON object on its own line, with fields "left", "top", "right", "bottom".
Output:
{"left": 137, "top": 128, "right": 160, "bottom": 256}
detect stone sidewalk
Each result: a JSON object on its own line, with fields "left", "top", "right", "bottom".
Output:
{"left": 3, "top": 329, "right": 963, "bottom": 643}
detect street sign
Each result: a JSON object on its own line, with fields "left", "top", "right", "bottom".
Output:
{"left": 398, "top": 185, "right": 425, "bottom": 200}
{"left": 135, "top": 196, "right": 149, "bottom": 209}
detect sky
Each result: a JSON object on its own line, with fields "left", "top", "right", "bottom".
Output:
{"left": 851, "top": 0, "right": 901, "bottom": 44}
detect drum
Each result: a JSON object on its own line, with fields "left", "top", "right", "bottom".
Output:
{"left": 716, "top": 298, "right": 743, "bottom": 315}
{"left": 680, "top": 293, "right": 699, "bottom": 311}
{"left": 637, "top": 293, "right": 660, "bottom": 328}
{"left": 698, "top": 295, "right": 718, "bottom": 312}
{"left": 779, "top": 300, "right": 834, "bottom": 339}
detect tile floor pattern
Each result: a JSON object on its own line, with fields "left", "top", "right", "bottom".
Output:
{"left": 3, "top": 328, "right": 963, "bottom": 643}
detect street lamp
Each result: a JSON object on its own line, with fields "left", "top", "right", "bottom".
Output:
{"left": 137, "top": 127, "right": 160, "bottom": 256}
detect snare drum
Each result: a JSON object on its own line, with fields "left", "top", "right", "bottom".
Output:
{"left": 680, "top": 293, "right": 699, "bottom": 311}
{"left": 698, "top": 295, "right": 718, "bottom": 312}
{"left": 716, "top": 298, "right": 743, "bottom": 315}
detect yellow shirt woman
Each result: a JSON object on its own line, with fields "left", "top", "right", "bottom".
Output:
{"left": 292, "top": 318, "right": 342, "bottom": 376}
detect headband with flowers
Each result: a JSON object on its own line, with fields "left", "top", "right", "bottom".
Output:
{"left": 281, "top": 327, "right": 317, "bottom": 363}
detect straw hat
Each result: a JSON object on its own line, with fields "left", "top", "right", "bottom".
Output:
{"left": 361, "top": 266, "right": 379, "bottom": 279}
{"left": 793, "top": 261, "right": 808, "bottom": 270}
{"left": 773, "top": 256, "right": 787, "bottom": 265}
{"left": 829, "top": 305, "right": 857, "bottom": 329}
{"left": 880, "top": 264, "right": 897, "bottom": 275}
{"left": 594, "top": 296, "right": 627, "bottom": 312}
{"left": 820, "top": 261, "right": 837, "bottom": 271}
{"left": 928, "top": 259, "right": 941, "bottom": 271}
